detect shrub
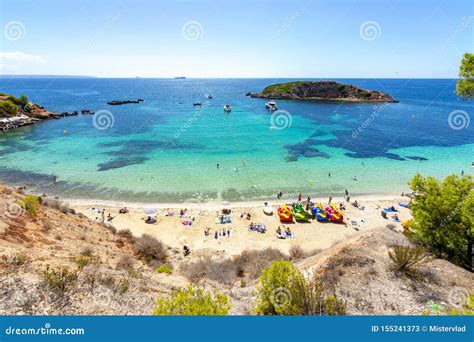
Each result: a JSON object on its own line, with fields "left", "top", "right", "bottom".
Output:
{"left": 20, "top": 195, "right": 40, "bottom": 216}
{"left": 156, "top": 265, "right": 173, "bottom": 274}
{"left": 409, "top": 174, "right": 473, "bottom": 271}
{"left": 388, "top": 245, "right": 429, "bottom": 279}
{"left": 289, "top": 245, "right": 306, "bottom": 260}
{"left": 75, "top": 256, "right": 95, "bottom": 269}
{"left": 0, "top": 100, "right": 18, "bottom": 116}
{"left": 81, "top": 247, "right": 94, "bottom": 257}
{"left": 254, "top": 261, "right": 347, "bottom": 316}
{"left": 42, "top": 265, "right": 77, "bottom": 292}
{"left": 180, "top": 248, "right": 288, "bottom": 285}
{"left": 116, "top": 255, "right": 134, "bottom": 271}
{"left": 117, "top": 229, "right": 133, "bottom": 239}
{"left": 233, "top": 248, "right": 287, "bottom": 279}
{"left": 154, "top": 285, "right": 230, "bottom": 315}
{"left": 10, "top": 252, "right": 28, "bottom": 267}
{"left": 292, "top": 273, "right": 324, "bottom": 315}
{"left": 324, "top": 294, "right": 347, "bottom": 315}
{"left": 254, "top": 260, "right": 300, "bottom": 315}
{"left": 134, "top": 234, "right": 168, "bottom": 262}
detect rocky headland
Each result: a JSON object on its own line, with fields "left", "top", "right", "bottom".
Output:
{"left": 249, "top": 81, "right": 398, "bottom": 103}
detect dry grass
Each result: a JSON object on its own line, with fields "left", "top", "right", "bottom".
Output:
{"left": 289, "top": 245, "right": 306, "bottom": 260}
{"left": 180, "top": 247, "right": 288, "bottom": 284}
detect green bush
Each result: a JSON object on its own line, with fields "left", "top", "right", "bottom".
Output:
{"left": 254, "top": 261, "right": 347, "bottom": 315}
{"left": 254, "top": 260, "right": 300, "bottom": 315}
{"left": 42, "top": 265, "right": 78, "bottom": 292}
{"left": 154, "top": 285, "right": 230, "bottom": 315}
{"left": 388, "top": 245, "right": 429, "bottom": 279}
{"left": 20, "top": 195, "right": 40, "bottom": 216}
{"left": 75, "top": 255, "right": 95, "bottom": 269}
{"left": 156, "top": 265, "right": 172, "bottom": 274}
{"left": 409, "top": 174, "right": 473, "bottom": 270}
{"left": 324, "top": 294, "right": 347, "bottom": 315}
{"left": 10, "top": 252, "right": 28, "bottom": 267}
{"left": 0, "top": 100, "right": 18, "bottom": 116}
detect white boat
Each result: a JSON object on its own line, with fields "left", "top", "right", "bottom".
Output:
{"left": 265, "top": 101, "right": 278, "bottom": 111}
{"left": 223, "top": 105, "right": 232, "bottom": 112}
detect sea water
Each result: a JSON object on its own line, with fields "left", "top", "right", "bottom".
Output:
{"left": 0, "top": 78, "right": 472, "bottom": 203}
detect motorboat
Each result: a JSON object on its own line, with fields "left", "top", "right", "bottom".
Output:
{"left": 265, "top": 101, "right": 278, "bottom": 111}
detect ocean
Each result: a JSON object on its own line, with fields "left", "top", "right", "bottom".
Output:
{"left": 0, "top": 78, "right": 472, "bottom": 203}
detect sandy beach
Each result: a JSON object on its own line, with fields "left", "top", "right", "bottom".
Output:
{"left": 71, "top": 194, "right": 413, "bottom": 256}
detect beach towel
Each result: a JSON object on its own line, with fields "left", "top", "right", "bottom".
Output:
{"left": 398, "top": 202, "right": 410, "bottom": 208}
{"left": 383, "top": 207, "right": 399, "bottom": 213}
{"left": 250, "top": 224, "right": 266, "bottom": 233}
{"left": 182, "top": 221, "right": 193, "bottom": 226}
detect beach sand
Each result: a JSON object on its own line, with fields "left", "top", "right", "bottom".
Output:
{"left": 70, "top": 196, "right": 411, "bottom": 255}
{"left": 70, "top": 194, "right": 413, "bottom": 257}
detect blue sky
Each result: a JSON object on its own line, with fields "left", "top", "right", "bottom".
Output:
{"left": 0, "top": 0, "right": 472, "bottom": 77}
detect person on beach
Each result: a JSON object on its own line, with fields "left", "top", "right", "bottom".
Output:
{"left": 101, "top": 209, "right": 105, "bottom": 222}
{"left": 277, "top": 191, "right": 282, "bottom": 200}
{"left": 183, "top": 245, "right": 191, "bottom": 256}
{"left": 285, "top": 226, "right": 292, "bottom": 238}
{"left": 107, "top": 213, "right": 114, "bottom": 222}
{"left": 276, "top": 226, "right": 283, "bottom": 239}
{"left": 298, "top": 193, "right": 302, "bottom": 202}
{"left": 328, "top": 195, "right": 333, "bottom": 205}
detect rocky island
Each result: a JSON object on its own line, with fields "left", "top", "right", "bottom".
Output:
{"left": 249, "top": 81, "right": 398, "bottom": 103}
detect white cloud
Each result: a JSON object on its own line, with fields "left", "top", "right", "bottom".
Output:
{"left": 0, "top": 51, "right": 46, "bottom": 64}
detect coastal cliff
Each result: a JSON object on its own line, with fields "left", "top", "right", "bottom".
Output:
{"left": 250, "top": 81, "right": 398, "bottom": 102}
{"left": 0, "top": 93, "right": 58, "bottom": 131}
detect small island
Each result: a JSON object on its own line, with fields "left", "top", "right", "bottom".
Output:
{"left": 249, "top": 81, "right": 398, "bottom": 103}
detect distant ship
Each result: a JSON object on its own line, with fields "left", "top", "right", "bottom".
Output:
{"left": 174, "top": 76, "right": 186, "bottom": 79}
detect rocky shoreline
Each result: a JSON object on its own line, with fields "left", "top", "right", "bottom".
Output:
{"left": 249, "top": 81, "right": 398, "bottom": 103}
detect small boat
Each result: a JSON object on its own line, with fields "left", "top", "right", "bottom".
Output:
{"left": 265, "top": 101, "right": 278, "bottom": 111}
{"left": 223, "top": 104, "right": 232, "bottom": 112}
{"left": 193, "top": 102, "right": 202, "bottom": 106}
{"left": 206, "top": 95, "right": 213, "bottom": 99}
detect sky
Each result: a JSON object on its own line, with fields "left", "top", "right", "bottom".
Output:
{"left": 0, "top": 0, "right": 473, "bottom": 78}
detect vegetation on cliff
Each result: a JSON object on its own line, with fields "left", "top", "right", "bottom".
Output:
{"left": 0, "top": 93, "right": 29, "bottom": 117}
{"left": 250, "top": 81, "right": 398, "bottom": 102}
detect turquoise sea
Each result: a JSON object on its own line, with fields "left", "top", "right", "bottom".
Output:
{"left": 0, "top": 78, "right": 472, "bottom": 203}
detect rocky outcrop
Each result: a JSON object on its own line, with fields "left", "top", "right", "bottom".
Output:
{"left": 250, "top": 81, "right": 398, "bottom": 103}
{"left": 107, "top": 99, "right": 144, "bottom": 105}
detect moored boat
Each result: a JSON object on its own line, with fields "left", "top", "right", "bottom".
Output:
{"left": 265, "top": 101, "right": 278, "bottom": 111}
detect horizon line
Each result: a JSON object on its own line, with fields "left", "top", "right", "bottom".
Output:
{"left": 0, "top": 75, "right": 460, "bottom": 80}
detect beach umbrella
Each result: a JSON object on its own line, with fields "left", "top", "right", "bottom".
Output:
{"left": 144, "top": 208, "right": 158, "bottom": 215}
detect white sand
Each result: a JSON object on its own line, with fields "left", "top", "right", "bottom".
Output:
{"left": 71, "top": 195, "right": 413, "bottom": 256}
